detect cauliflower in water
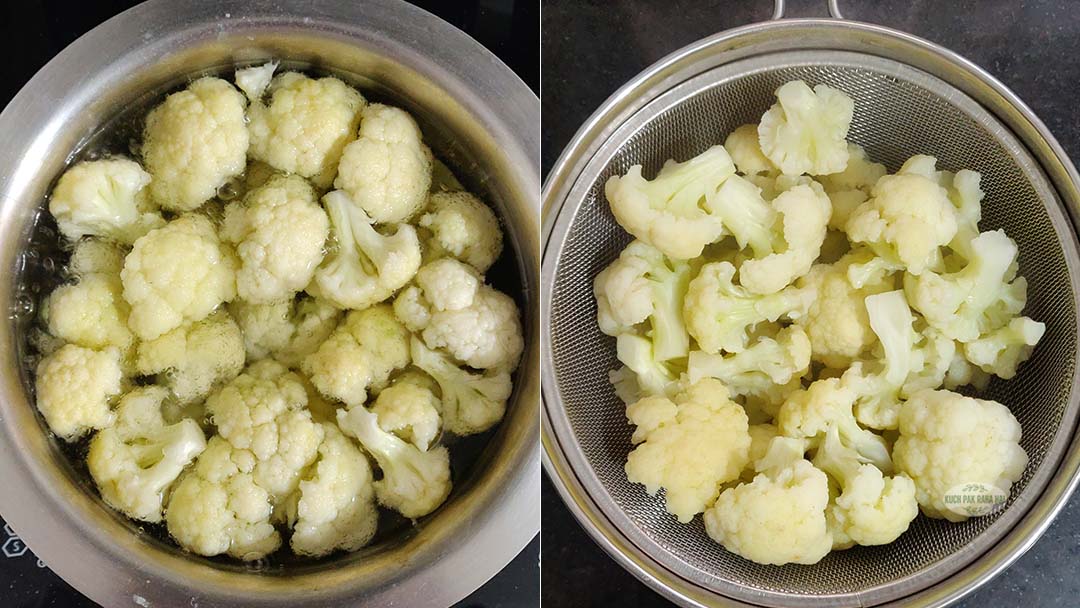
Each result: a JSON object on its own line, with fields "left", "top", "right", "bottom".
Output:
{"left": 136, "top": 311, "right": 246, "bottom": 406}
{"left": 229, "top": 296, "right": 341, "bottom": 367}
{"left": 234, "top": 62, "right": 277, "bottom": 103}
{"left": 335, "top": 103, "right": 433, "bottom": 223}
{"left": 35, "top": 344, "right": 123, "bottom": 441}
{"left": 248, "top": 72, "right": 365, "bottom": 187}
{"left": 221, "top": 174, "right": 329, "bottom": 303}
{"left": 143, "top": 77, "right": 249, "bottom": 211}
{"left": 44, "top": 273, "right": 133, "bottom": 359}
{"left": 48, "top": 158, "right": 164, "bottom": 244}
{"left": 418, "top": 191, "right": 504, "bottom": 273}
{"left": 411, "top": 337, "right": 512, "bottom": 436}
{"left": 121, "top": 214, "right": 238, "bottom": 340}
{"left": 69, "top": 238, "right": 127, "bottom": 277}
{"left": 371, "top": 373, "right": 442, "bottom": 451}
{"left": 624, "top": 379, "right": 751, "bottom": 523}
{"left": 757, "top": 80, "right": 854, "bottom": 176}
{"left": 87, "top": 386, "right": 206, "bottom": 523}
{"left": 893, "top": 388, "right": 1028, "bottom": 521}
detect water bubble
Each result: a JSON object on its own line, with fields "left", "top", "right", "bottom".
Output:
{"left": 216, "top": 180, "right": 241, "bottom": 201}
{"left": 11, "top": 293, "right": 34, "bottom": 320}
{"left": 247, "top": 557, "right": 270, "bottom": 572}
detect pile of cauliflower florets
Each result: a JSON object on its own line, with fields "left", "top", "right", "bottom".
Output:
{"left": 596, "top": 80, "right": 1043, "bottom": 566}
{"left": 30, "top": 62, "right": 523, "bottom": 561}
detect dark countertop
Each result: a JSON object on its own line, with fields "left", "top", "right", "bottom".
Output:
{"left": 541, "top": 0, "right": 1080, "bottom": 606}
{"left": 0, "top": 1, "right": 538, "bottom": 607}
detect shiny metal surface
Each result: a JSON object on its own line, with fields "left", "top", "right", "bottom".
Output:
{"left": 0, "top": 0, "right": 540, "bottom": 607}
{"left": 542, "top": 16, "right": 1080, "bottom": 608}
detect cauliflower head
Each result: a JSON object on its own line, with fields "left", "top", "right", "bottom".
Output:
{"left": 410, "top": 336, "right": 512, "bottom": 436}
{"left": 371, "top": 374, "right": 442, "bottom": 451}
{"left": 35, "top": 344, "right": 123, "bottom": 441}
{"left": 418, "top": 190, "right": 504, "bottom": 273}
{"left": 248, "top": 72, "right": 365, "bottom": 187}
{"left": 88, "top": 386, "right": 207, "bottom": 523}
{"left": 893, "top": 388, "right": 1028, "bottom": 521}
{"left": 121, "top": 214, "right": 238, "bottom": 340}
{"left": 757, "top": 80, "right": 854, "bottom": 176}
{"left": 229, "top": 296, "right": 342, "bottom": 367}
{"left": 136, "top": 311, "right": 246, "bottom": 405}
{"left": 48, "top": 158, "right": 164, "bottom": 244}
{"left": 624, "top": 378, "right": 751, "bottom": 523}
{"left": 44, "top": 273, "right": 133, "bottom": 358}
{"left": 738, "top": 182, "right": 831, "bottom": 294}
{"left": 335, "top": 103, "right": 433, "bottom": 223}
{"left": 417, "top": 285, "right": 523, "bottom": 371}
{"left": 221, "top": 174, "right": 329, "bottom": 303}
{"left": 143, "top": 77, "right": 249, "bottom": 211}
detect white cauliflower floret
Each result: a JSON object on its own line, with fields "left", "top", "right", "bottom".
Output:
{"left": 612, "top": 334, "right": 680, "bottom": 398}
{"left": 893, "top": 388, "right": 1028, "bottom": 521}
{"left": 87, "top": 386, "right": 206, "bottom": 523}
{"left": 48, "top": 158, "right": 164, "bottom": 244}
{"left": 337, "top": 405, "right": 451, "bottom": 518}
{"left": 371, "top": 376, "right": 442, "bottom": 451}
{"left": 624, "top": 379, "right": 751, "bottom": 523}
{"left": 228, "top": 296, "right": 341, "bottom": 367}
{"left": 121, "top": 214, "right": 238, "bottom": 340}
{"left": 605, "top": 145, "right": 735, "bottom": 260}
{"left": 411, "top": 337, "right": 512, "bottom": 435}
{"left": 35, "top": 344, "right": 123, "bottom": 441}
{"left": 234, "top": 61, "right": 277, "bottom": 103}
{"left": 136, "top": 311, "right": 245, "bottom": 405}
{"left": 816, "top": 144, "right": 886, "bottom": 194}
{"left": 684, "top": 261, "right": 814, "bottom": 354}
{"left": 143, "top": 77, "right": 249, "bottom": 211}
{"left": 248, "top": 72, "right": 365, "bottom": 187}
{"left": 44, "top": 273, "right": 133, "bottom": 357}
{"left": 68, "top": 238, "right": 127, "bottom": 277}
{"left": 963, "top": 316, "right": 1046, "bottom": 380}
{"left": 221, "top": 174, "right": 329, "bottom": 303}
{"left": 335, "top": 104, "right": 433, "bottom": 223}
{"left": 166, "top": 436, "right": 281, "bottom": 560}
{"left": 302, "top": 305, "right": 411, "bottom": 407}
{"left": 944, "top": 169, "right": 984, "bottom": 259}
{"left": 687, "top": 325, "right": 811, "bottom": 400}
{"left": 724, "top": 124, "right": 774, "bottom": 175}
{"left": 845, "top": 159, "right": 958, "bottom": 275}
{"left": 757, "top": 80, "right": 854, "bottom": 176}
{"left": 418, "top": 191, "right": 504, "bottom": 273}
{"left": 395, "top": 258, "right": 481, "bottom": 327}
{"left": 289, "top": 424, "right": 378, "bottom": 557}
{"left": 705, "top": 175, "right": 778, "bottom": 258}
{"left": 738, "top": 182, "right": 831, "bottom": 294}
{"left": 419, "top": 285, "right": 523, "bottom": 371}
{"left": 308, "top": 190, "right": 422, "bottom": 310}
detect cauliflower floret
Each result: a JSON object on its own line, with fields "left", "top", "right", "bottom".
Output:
{"left": 687, "top": 325, "right": 811, "bottom": 400}
{"left": 963, "top": 316, "right": 1046, "bottom": 379}
{"left": 844, "top": 159, "right": 958, "bottom": 275}
{"left": 418, "top": 285, "right": 523, "bottom": 371}
{"left": 813, "top": 426, "right": 917, "bottom": 546}
{"left": 724, "top": 124, "right": 774, "bottom": 175}
{"left": 136, "top": 311, "right": 245, "bottom": 405}
{"left": 228, "top": 296, "right": 342, "bottom": 367}
{"left": 738, "top": 182, "right": 831, "bottom": 294}
{"left": 302, "top": 305, "right": 411, "bottom": 407}
{"left": 394, "top": 259, "right": 482, "bottom": 332}
{"left": 816, "top": 144, "right": 886, "bottom": 194}
{"left": 68, "top": 238, "right": 127, "bottom": 277}
{"left": 143, "top": 77, "right": 249, "bottom": 211}
{"left": 705, "top": 175, "right": 778, "bottom": 258}
{"left": 35, "top": 344, "right": 123, "bottom": 441}
{"left": 893, "top": 388, "right": 1028, "bottom": 521}
{"left": 335, "top": 104, "right": 433, "bottom": 223}
{"left": 166, "top": 437, "right": 281, "bottom": 560}
{"left": 336, "top": 405, "right": 451, "bottom": 518}
{"left": 410, "top": 337, "right": 512, "bottom": 435}
{"left": 248, "top": 72, "right": 365, "bottom": 187}
{"left": 757, "top": 80, "right": 854, "bottom": 176}
{"left": 48, "top": 158, "right": 164, "bottom": 244}
{"left": 220, "top": 174, "right": 329, "bottom": 303}
{"left": 121, "top": 214, "right": 238, "bottom": 340}
{"left": 44, "top": 273, "right": 133, "bottom": 357}
{"left": 944, "top": 169, "right": 984, "bottom": 259}
{"left": 605, "top": 145, "right": 735, "bottom": 260}
{"left": 624, "top": 378, "right": 751, "bottom": 523}
{"left": 371, "top": 376, "right": 441, "bottom": 451}
{"left": 418, "top": 191, "right": 504, "bottom": 273}
{"left": 308, "top": 190, "right": 422, "bottom": 310}
{"left": 684, "top": 261, "right": 814, "bottom": 354}
{"left": 612, "top": 334, "right": 680, "bottom": 398}
{"left": 87, "top": 386, "right": 207, "bottom": 522}
{"left": 289, "top": 424, "right": 378, "bottom": 556}
{"left": 234, "top": 61, "right": 277, "bottom": 103}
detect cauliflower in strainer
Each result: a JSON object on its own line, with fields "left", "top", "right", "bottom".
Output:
{"left": 757, "top": 80, "right": 854, "bottom": 176}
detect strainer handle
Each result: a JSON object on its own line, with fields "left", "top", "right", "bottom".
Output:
{"left": 771, "top": 0, "right": 844, "bottom": 19}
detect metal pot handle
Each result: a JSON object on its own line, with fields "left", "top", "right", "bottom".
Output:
{"left": 771, "top": 0, "right": 844, "bottom": 20}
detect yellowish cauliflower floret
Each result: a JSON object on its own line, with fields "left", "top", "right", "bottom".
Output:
{"left": 136, "top": 311, "right": 245, "bottom": 405}
{"left": 87, "top": 386, "right": 206, "bottom": 523}
{"left": 893, "top": 388, "right": 1028, "bottom": 522}
{"left": 624, "top": 379, "right": 751, "bottom": 523}
{"left": 757, "top": 80, "right": 854, "bottom": 176}
{"left": 963, "top": 316, "right": 1045, "bottom": 379}
{"left": 302, "top": 305, "right": 411, "bottom": 407}
{"left": 687, "top": 325, "right": 811, "bottom": 400}
{"left": 48, "top": 158, "right": 164, "bottom": 244}
{"left": 335, "top": 104, "right": 433, "bottom": 223}
{"left": 371, "top": 376, "right": 442, "bottom": 451}
{"left": 143, "top": 77, "right": 249, "bottom": 211}
{"left": 68, "top": 238, "right": 128, "bottom": 277}
{"left": 418, "top": 191, "right": 504, "bottom": 273}
{"left": 724, "top": 124, "right": 774, "bottom": 175}
{"left": 121, "top": 214, "right": 238, "bottom": 340}
{"left": 411, "top": 337, "right": 512, "bottom": 436}
{"left": 35, "top": 344, "right": 123, "bottom": 441}
{"left": 816, "top": 144, "right": 886, "bottom": 194}
{"left": 228, "top": 296, "right": 342, "bottom": 367}
{"left": 248, "top": 72, "right": 365, "bottom": 187}
{"left": 221, "top": 174, "right": 329, "bottom": 303}
{"left": 289, "top": 424, "right": 378, "bottom": 557}
{"left": 44, "top": 273, "right": 133, "bottom": 356}
{"left": 738, "top": 182, "right": 831, "bottom": 294}
{"left": 166, "top": 437, "right": 281, "bottom": 560}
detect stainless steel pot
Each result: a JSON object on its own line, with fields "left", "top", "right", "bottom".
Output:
{"left": 0, "top": 0, "right": 540, "bottom": 606}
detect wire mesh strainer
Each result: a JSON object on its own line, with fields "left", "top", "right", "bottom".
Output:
{"left": 542, "top": 5, "right": 1080, "bottom": 608}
